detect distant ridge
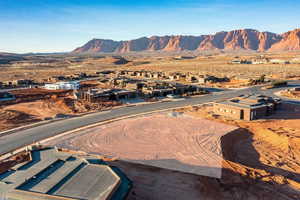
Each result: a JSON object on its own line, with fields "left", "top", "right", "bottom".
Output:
{"left": 73, "top": 28, "right": 300, "bottom": 53}
{"left": 269, "top": 29, "right": 300, "bottom": 51}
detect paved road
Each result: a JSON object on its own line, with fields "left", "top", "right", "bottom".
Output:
{"left": 0, "top": 82, "right": 300, "bottom": 156}
{"left": 0, "top": 87, "right": 29, "bottom": 93}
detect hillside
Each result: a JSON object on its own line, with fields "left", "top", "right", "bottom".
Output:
{"left": 269, "top": 29, "right": 300, "bottom": 51}
{"left": 0, "top": 53, "right": 26, "bottom": 64}
{"left": 72, "top": 28, "right": 300, "bottom": 53}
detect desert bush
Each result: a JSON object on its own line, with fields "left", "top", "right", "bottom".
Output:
{"left": 271, "top": 80, "right": 287, "bottom": 87}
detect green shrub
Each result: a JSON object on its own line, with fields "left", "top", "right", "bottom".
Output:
{"left": 271, "top": 80, "right": 287, "bottom": 87}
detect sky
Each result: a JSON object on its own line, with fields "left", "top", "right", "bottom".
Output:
{"left": 0, "top": 0, "right": 299, "bottom": 53}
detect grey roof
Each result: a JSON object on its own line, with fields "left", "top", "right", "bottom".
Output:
{"left": 217, "top": 99, "right": 267, "bottom": 109}
{"left": 0, "top": 147, "right": 121, "bottom": 200}
{"left": 216, "top": 94, "right": 275, "bottom": 109}
{"left": 54, "top": 165, "right": 120, "bottom": 200}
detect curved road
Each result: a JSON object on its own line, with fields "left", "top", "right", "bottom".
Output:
{"left": 0, "top": 81, "right": 300, "bottom": 156}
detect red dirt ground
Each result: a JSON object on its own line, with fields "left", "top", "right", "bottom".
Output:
{"left": 45, "top": 112, "right": 238, "bottom": 178}
{"left": 45, "top": 104, "right": 300, "bottom": 199}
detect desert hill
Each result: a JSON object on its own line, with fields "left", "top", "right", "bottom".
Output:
{"left": 269, "top": 29, "right": 300, "bottom": 51}
{"left": 101, "top": 56, "right": 130, "bottom": 65}
{"left": 0, "top": 53, "right": 26, "bottom": 64}
{"left": 73, "top": 28, "right": 300, "bottom": 53}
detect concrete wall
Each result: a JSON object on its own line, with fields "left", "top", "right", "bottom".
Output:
{"left": 254, "top": 106, "right": 268, "bottom": 119}
{"left": 213, "top": 103, "right": 243, "bottom": 120}
{"left": 214, "top": 103, "right": 269, "bottom": 121}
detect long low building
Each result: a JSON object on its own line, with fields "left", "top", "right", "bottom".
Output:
{"left": 214, "top": 94, "right": 281, "bottom": 121}
{"left": 44, "top": 81, "right": 80, "bottom": 90}
{"left": 0, "top": 147, "right": 132, "bottom": 200}
{"left": 78, "top": 89, "right": 137, "bottom": 103}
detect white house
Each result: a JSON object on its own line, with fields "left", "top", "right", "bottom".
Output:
{"left": 44, "top": 81, "right": 80, "bottom": 90}
{"left": 269, "top": 59, "right": 289, "bottom": 64}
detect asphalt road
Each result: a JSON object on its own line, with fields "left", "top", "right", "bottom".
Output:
{"left": 0, "top": 82, "right": 300, "bottom": 156}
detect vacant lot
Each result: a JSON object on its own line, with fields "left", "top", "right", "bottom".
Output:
{"left": 45, "top": 112, "right": 238, "bottom": 178}
{"left": 0, "top": 88, "right": 120, "bottom": 131}
{"left": 44, "top": 107, "right": 300, "bottom": 199}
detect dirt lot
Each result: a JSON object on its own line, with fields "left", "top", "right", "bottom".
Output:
{"left": 0, "top": 89, "right": 120, "bottom": 131}
{"left": 109, "top": 159, "right": 299, "bottom": 200}
{"left": 207, "top": 79, "right": 251, "bottom": 89}
{"left": 44, "top": 112, "right": 238, "bottom": 178}
{"left": 44, "top": 104, "right": 300, "bottom": 199}
{"left": 180, "top": 103, "right": 300, "bottom": 195}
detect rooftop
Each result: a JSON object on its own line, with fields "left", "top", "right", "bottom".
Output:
{"left": 216, "top": 94, "right": 280, "bottom": 109}
{"left": 0, "top": 147, "right": 131, "bottom": 200}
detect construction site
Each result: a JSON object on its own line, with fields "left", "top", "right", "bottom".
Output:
{"left": 0, "top": 53, "right": 299, "bottom": 200}
{"left": 44, "top": 112, "right": 239, "bottom": 178}
{"left": 0, "top": 88, "right": 121, "bottom": 132}
{"left": 43, "top": 104, "right": 300, "bottom": 200}
{"left": 0, "top": 70, "right": 209, "bottom": 132}
{"left": 2, "top": 1, "right": 300, "bottom": 198}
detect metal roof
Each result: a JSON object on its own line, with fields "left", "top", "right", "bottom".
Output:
{"left": 0, "top": 147, "right": 127, "bottom": 200}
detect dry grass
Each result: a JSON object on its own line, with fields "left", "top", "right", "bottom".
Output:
{"left": 1, "top": 52, "right": 300, "bottom": 82}
{"left": 122, "top": 53, "right": 300, "bottom": 79}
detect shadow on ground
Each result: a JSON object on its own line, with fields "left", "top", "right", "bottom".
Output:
{"left": 108, "top": 127, "right": 300, "bottom": 200}
{"left": 264, "top": 103, "right": 300, "bottom": 120}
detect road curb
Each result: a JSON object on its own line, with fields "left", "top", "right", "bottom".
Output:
{"left": 0, "top": 96, "right": 179, "bottom": 138}
{"left": 40, "top": 102, "right": 209, "bottom": 144}
{"left": 0, "top": 102, "right": 209, "bottom": 160}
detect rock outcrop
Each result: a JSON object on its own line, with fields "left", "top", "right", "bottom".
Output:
{"left": 73, "top": 29, "right": 300, "bottom": 53}
{"left": 269, "top": 29, "right": 300, "bottom": 51}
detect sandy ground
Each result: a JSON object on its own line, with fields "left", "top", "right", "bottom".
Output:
{"left": 280, "top": 90, "right": 300, "bottom": 100}
{"left": 3, "top": 100, "right": 73, "bottom": 119}
{"left": 184, "top": 103, "right": 300, "bottom": 175}
{"left": 180, "top": 103, "right": 300, "bottom": 196}
{"left": 44, "top": 104, "right": 300, "bottom": 199}
{"left": 0, "top": 98, "right": 73, "bottom": 131}
{"left": 109, "top": 160, "right": 206, "bottom": 200}
{"left": 0, "top": 96, "right": 120, "bottom": 131}
{"left": 1, "top": 52, "right": 300, "bottom": 82}
{"left": 207, "top": 79, "right": 250, "bottom": 89}
{"left": 45, "top": 112, "right": 238, "bottom": 178}
{"left": 108, "top": 160, "right": 299, "bottom": 200}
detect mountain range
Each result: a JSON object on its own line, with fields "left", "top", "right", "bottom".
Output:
{"left": 73, "top": 28, "right": 300, "bottom": 53}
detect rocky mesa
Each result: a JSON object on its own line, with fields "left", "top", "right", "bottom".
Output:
{"left": 73, "top": 28, "right": 300, "bottom": 53}
{"left": 269, "top": 29, "right": 300, "bottom": 51}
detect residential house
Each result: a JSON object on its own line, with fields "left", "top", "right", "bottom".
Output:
{"left": 214, "top": 94, "right": 281, "bottom": 121}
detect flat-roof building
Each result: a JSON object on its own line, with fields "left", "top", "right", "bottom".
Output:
{"left": 214, "top": 94, "right": 281, "bottom": 121}
{"left": 79, "top": 89, "right": 137, "bottom": 103}
{"left": 44, "top": 81, "right": 80, "bottom": 90}
{"left": 0, "top": 147, "right": 131, "bottom": 200}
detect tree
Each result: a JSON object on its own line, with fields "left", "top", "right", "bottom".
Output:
{"left": 258, "top": 74, "right": 265, "bottom": 83}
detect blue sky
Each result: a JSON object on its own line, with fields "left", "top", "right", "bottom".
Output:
{"left": 0, "top": 0, "right": 299, "bottom": 53}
